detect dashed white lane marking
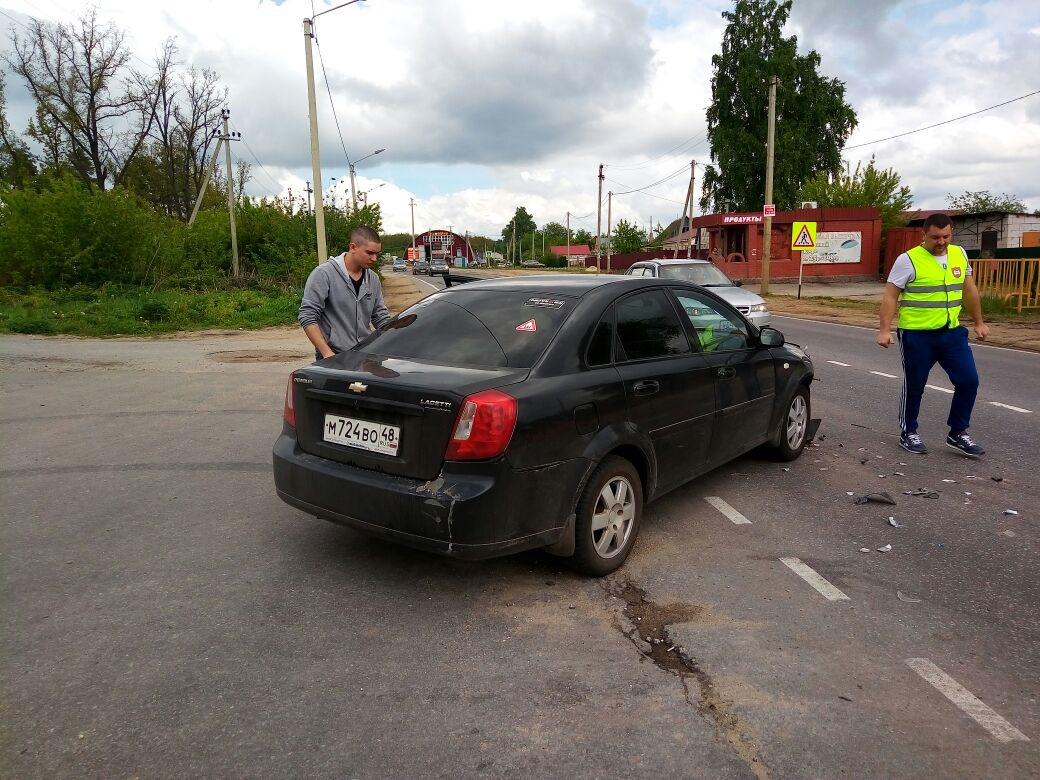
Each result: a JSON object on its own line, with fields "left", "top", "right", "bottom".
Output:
{"left": 826, "top": 360, "right": 851, "bottom": 366}
{"left": 905, "top": 658, "right": 1029, "bottom": 743}
{"left": 704, "top": 497, "right": 751, "bottom": 525}
{"left": 926, "top": 384, "right": 954, "bottom": 394}
{"left": 779, "top": 557, "right": 850, "bottom": 601}
{"left": 989, "top": 401, "right": 1032, "bottom": 414}
{"left": 870, "top": 370, "right": 898, "bottom": 378}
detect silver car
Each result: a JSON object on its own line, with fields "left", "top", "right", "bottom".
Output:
{"left": 625, "top": 259, "right": 770, "bottom": 327}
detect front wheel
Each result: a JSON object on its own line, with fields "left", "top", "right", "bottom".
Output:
{"left": 569, "top": 456, "right": 643, "bottom": 576}
{"left": 769, "top": 385, "right": 810, "bottom": 461}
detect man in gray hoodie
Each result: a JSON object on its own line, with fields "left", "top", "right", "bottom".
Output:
{"left": 299, "top": 225, "right": 392, "bottom": 359}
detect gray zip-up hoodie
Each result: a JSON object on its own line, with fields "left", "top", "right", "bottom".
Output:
{"left": 298, "top": 256, "right": 391, "bottom": 354}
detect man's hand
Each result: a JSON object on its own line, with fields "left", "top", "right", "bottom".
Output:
{"left": 877, "top": 330, "right": 894, "bottom": 348}
{"left": 973, "top": 322, "right": 990, "bottom": 341}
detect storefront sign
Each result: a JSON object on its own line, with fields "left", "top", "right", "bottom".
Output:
{"left": 722, "top": 214, "right": 763, "bottom": 224}
{"left": 763, "top": 204, "right": 776, "bottom": 217}
{"left": 801, "top": 231, "right": 862, "bottom": 264}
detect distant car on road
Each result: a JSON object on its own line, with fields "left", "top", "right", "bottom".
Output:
{"left": 392, "top": 257, "right": 407, "bottom": 272}
{"left": 429, "top": 258, "right": 450, "bottom": 275}
{"left": 520, "top": 260, "right": 545, "bottom": 268}
{"left": 273, "top": 275, "right": 816, "bottom": 575}
{"left": 412, "top": 259, "right": 430, "bottom": 275}
{"left": 625, "top": 259, "right": 770, "bottom": 327}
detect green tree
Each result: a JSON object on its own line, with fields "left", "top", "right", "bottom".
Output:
{"left": 573, "top": 228, "right": 594, "bottom": 246}
{"left": 503, "top": 206, "right": 536, "bottom": 262}
{"left": 946, "top": 190, "right": 1029, "bottom": 214}
{"left": 611, "top": 219, "right": 647, "bottom": 254}
{"left": 541, "top": 221, "right": 568, "bottom": 247}
{"left": 700, "top": 0, "right": 857, "bottom": 213}
{"left": 0, "top": 73, "right": 37, "bottom": 186}
{"left": 798, "top": 156, "right": 913, "bottom": 231}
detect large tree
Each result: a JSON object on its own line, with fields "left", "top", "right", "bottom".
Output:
{"left": 946, "top": 190, "right": 1029, "bottom": 214}
{"left": 798, "top": 156, "right": 913, "bottom": 231}
{"left": 700, "top": 0, "right": 857, "bottom": 213}
{"left": 611, "top": 219, "right": 647, "bottom": 254}
{"left": 502, "top": 206, "right": 536, "bottom": 262}
{"left": 6, "top": 9, "right": 162, "bottom": 189}
{"left": 0, "top": 73, "right": 36, "bottom": 186}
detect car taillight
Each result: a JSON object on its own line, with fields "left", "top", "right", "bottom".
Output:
{"left": 444, "top": 389, "right": 517, "bottom": 460}
{"left": 283, "top": 373, "right": 296, "bottom": 428}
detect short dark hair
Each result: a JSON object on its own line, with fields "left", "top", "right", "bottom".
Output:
{"left": 350, "top": 226, "right": 381, "bottom": 245}
{"left": 922, "top": 213, "right": 953, "bottom": 231}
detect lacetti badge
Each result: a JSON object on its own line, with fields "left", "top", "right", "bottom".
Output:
{"left": 515, "top": 319, "right": 537, "bottom": 332}
{"left": 420, "top": 399, "right": 453, "bottom": 411}
{"left": 348, "top": 382, "right": 368, "bottom": 393}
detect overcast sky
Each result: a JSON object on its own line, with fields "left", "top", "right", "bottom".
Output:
{"left": 2, "top": 0, "right": 1038, "bottom": 239}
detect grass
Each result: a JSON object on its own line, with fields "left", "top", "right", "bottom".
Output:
{"left": 0, "top": 285, "right": 302, "bottom": 337}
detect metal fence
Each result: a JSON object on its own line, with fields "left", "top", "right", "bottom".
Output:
{"left": 970, "top": 258, "right": 1040, "bottom": 313}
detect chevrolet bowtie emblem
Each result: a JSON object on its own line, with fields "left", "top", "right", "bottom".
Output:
{"left": 348, "top": 382, "right": 368, "bottom": 393}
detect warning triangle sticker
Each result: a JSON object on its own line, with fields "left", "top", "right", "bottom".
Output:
{"left": 793, "top": 225, "right": 815, "bottom": 248}
{"left": 515, "top": 319, "right": 537, "bottom": 332}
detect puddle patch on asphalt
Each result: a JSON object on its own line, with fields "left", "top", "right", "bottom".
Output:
{"left": 207, "top": 349, "right": 308, "bottom": 363}
{"left": 603, "top": 574, "right": 769, "bottom": 780}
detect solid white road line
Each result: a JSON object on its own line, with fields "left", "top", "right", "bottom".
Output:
{"left": 779, "top": 557, "right": 850, "bottom": 601}
{"left": 826, "top": 360, "right": 851, "bottom": 367}
{"left": 905, "top": 658, "right": 1029, "bottom": 743}
{"left": 926, "top": 384, "right": 954, "bottom": 394}
{"left": 704, "top": 497, "right": 751, "bottom": 525}
{"left": 989, "top": 401, "right": 1032, "bottom": 414}
{"left": 870, "top": 370, "right": 898, "bottom": 379}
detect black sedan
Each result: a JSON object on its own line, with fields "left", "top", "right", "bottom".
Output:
{"left": 273, "top": 276, "right": 818, "bottom": 575}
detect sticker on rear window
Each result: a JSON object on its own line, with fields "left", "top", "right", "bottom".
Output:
{"left": 524, "top": 297, "right": 566, "bottom": 309}
{"left": 515, "top": 319, "right": 537, "bottom": 332}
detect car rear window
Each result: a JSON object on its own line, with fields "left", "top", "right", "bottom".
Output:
{"left": 361, "top": 290, "right": 575, "bottom": 367}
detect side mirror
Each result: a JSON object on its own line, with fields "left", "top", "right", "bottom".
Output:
{"left": 733, "top": 279, "right": 743, "bottom": 287}
{"left": 759, "top": 326, "right": 784, "bottom": 347}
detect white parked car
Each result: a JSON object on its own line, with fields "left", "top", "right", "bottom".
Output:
{"left": 625, "top": 259, "right": 770, "bottom": 327}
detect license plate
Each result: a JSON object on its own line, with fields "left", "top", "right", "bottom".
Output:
{"left": 323, "top": 414, "right": 400, "bottom": 456}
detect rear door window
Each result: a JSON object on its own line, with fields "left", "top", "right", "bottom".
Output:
{"left": 615, "top": 290, "right": 690, "bottom": 361}
{"left": 362, "top": 290, "right": 575, "bottom": 368}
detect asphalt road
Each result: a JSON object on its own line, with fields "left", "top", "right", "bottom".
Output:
{"left": 1, "top": 317, "right": 1036, "bottom": 779}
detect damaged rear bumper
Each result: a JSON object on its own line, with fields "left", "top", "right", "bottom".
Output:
{"left": 272, "top": 432, "right": 589, "bottom": 560}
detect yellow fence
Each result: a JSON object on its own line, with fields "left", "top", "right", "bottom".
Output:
{"left": 970, "top": 258, "right": 1040, "bottom": 313}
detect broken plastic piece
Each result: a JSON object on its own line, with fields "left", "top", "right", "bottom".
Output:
{"left": 1002, "top": 530, "right": 1017, "bottom": 538}
{"left": 846, "top": 491, "right": 855, "bottom": 496}
{"left": 853, "top": 491, "right": 897, "bottom": 505}
{"left": 991, "top": 476, "right": 1003, "bottom": 482}
{"left": 859, "top": 547, "right": 871, "bottom": 553}
{"left": 897, "top": 590, "right": 922, "bottom": 603}
{"left": 888, "top": 517, "right": 901, "bottom": 528}
{"left": 1003, "top": 509, "right": 1019, "bottom": 516}
{"left": 877, "top": 544, "right": 892, "bottom": 552}
{"left": 893, "top": 471, "right": 905, "bottom": 476}
{"left": 942, "top": 479, "right": 958, "bottom": 483}
{"left": 781, "top": 467, "right": 790, "bottom": 472}
{"left": 905, "top": 488, "right": 940, "bottom": 499}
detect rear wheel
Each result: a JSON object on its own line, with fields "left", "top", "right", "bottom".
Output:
{"left": 769, "top": 386, "right": 810, "bottom": 461}
{"left": 570, "top": 456, "right": 643, "bottom": 576}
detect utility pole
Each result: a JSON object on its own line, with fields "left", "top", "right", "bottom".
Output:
{"left": 303, "top": 17, "right": 327, "bottom": 263}
{"left": 606, "top": 192, "right": 613, "bottom": 272}
{"left": 188, "top": 134, "right": 224, "bottom": 226}
{"left": 566, "top": 211, "right": 571, "bottom": 266}
{"left": 761, "top": 75, "right": 778, "bottom": 296}
{"left": 672, "top": 161, "right": 695, "bottom": 259}
{"left": 305, "top": 181, "right": 313, "bottom": 215}
{"left": 409, "top": 198, "right": 416, "bottom": 247}
{"left": 648, "top": 215, "right": 653, "bottom": 243}
{"left": 221, "top": 109, "right": 240, "bottom": 278}
{"left": 595, "top": 164, "right": 604, "bottom": 271}
{"left": 687, "top": 160, "right": 697, "bottom": 258}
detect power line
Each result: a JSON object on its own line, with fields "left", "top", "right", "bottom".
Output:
{"left": 607, "top": 128, "right": 709, "bottom": 171}
{"left": 312, "top": 21, "right": 354, "bottom": 170}
{"left": 608, "top": 162, "right": 690, "bottom": 196}
{"left": 846, "top": 89, "right": 1040, "bottom": 150}
{"left": 231, "top": 125, "right": 282, "bottom": 192}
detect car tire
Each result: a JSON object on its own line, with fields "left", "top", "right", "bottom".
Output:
{"left": 769, "top": 385, "right": 810, "bottom": 461}
{"left": 569, "top": 456, "right": 643, "bottom": 576}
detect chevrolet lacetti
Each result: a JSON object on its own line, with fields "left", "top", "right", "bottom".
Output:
{"left": 273, "top": 275, "right": 818, "bottom": 575}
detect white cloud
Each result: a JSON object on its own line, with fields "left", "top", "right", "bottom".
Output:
{"left": 1, "top": 0, "right": 1037, "bottom": 239}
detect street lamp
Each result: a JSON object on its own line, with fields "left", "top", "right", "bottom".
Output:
{"left": 349, "top": 148, "right": 385, "bottom": 209}
{"left": 358, "top": 182, "right": 385, "bottom": 205}
{"left": 303, "top": 0, "right": 365, "bottom": 263}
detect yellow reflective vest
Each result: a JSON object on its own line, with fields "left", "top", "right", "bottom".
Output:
{"left": 898, "top": 244, "right": 968, "bottom": 330}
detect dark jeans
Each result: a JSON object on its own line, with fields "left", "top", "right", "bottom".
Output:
{"left": 897, "top": 325, "right": 979, "bottom": 435}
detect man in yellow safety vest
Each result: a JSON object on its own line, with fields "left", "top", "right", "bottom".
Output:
{"left": 877, "top": 213, "right": 989, "bottom": 457}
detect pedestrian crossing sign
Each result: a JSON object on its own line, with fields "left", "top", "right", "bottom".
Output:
{"left": 792, "top": 221, "right": 817, "bottom": 250}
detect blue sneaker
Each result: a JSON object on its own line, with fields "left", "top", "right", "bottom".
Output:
{"left": 946, "top": 432, "right": 985, "bottom": 458}
{"left": 899, "top": 432, "right": 928, "bottom": 455}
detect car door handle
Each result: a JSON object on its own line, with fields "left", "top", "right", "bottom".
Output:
{"left": 717, "top": 367, "right": 736, "bottom": 380}
{"left": 632, "top": 380, "right": 660, "bottom": 396}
